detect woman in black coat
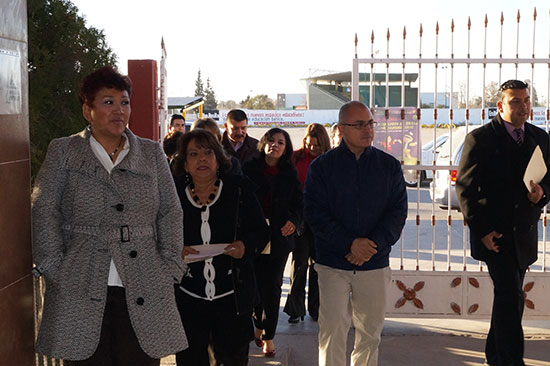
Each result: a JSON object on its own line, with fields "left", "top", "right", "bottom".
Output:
{"left": 172, "top": 130, "right": 269, "bottom": 366}
{"left": 242, "top": 128, "right": 303, "bottom": 357}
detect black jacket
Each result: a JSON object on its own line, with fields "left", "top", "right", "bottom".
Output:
{"left": 456, "top": 115, "right": 550, "bottom": 269}
{"left": 222, "top": 132, "right": 260, "bottom": 164}
{"left": 243, "top": 156, "right": 303, "bottom": 256}
{"left": 174, "top": 173, "right": 269, "bottom": 314}
{"left": 304, "top": 142, "right": 407, "bottom": 270}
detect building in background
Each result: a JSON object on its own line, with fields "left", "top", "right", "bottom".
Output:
{"left": 277, "top": 93, "right": 307, "bottom": 110}
{"left": 303, "top": 71, "right": 419, "bottom": 110}
{"left": 167, "top": 96, "right": 204, "bottom": 123}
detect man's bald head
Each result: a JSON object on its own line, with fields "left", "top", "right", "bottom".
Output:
{"left": 338, "top": 101, "right": 370, "bottom": 125}
{"left": 337, "top": 101, "right": 375, "bottom": 158}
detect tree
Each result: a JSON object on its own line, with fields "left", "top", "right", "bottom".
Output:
{"left": 28, "top": 0, "right": 117, "bottom": 178}
{"left": 483, "top": 81, "right": 500, "bottom": 107}
{"left": 194, "top": 69, "right": 204, "bottom": 97}
{"left": 456, "top": 81, "right": 497, "bottom": 108}
{"left": 524, "top": 79, "right": 543, "bottom": 107}
{"left": 457, "top": 82, "right": 467, "bottom": 108}
{"left": 204, "top": 77, "right": 218, "bottom": 110}
{"left": 218, "top": 100, "right": 239, "bottom": 109}
{"left": 241, "top": 94, "right": 275, "bottom": 110}
{"left": 469, "top": 96, "right": 483, "bottom": 108}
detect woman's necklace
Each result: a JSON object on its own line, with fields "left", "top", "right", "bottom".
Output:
{"left": 109, "top": 136, "right": 125, "bottom": 161}
{"left": 189, "top": 179, "right": 221, "bottom": 209}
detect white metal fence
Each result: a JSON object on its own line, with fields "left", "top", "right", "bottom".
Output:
{"left": 352, "top": 8, "right": 550, "bottom": 317}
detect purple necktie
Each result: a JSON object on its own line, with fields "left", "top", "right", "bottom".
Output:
{"left": 513, "top": 128, "right": 523, "bottom": 145}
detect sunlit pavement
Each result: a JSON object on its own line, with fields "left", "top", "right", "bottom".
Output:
{"left": 243, "top": 261, "right": 550, "bottom": 366}
{"left": 161, "top": 257, "right": 550, "bottom": 366}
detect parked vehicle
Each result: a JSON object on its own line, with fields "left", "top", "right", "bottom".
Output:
{"left": 429, "top": 126, "right": 479, "bottom": 209}
{"left": 431, "top": 123, "right": 550, "bottom": 209}
{"left": 403, "top": 133, "right": 449, "bottom": 187}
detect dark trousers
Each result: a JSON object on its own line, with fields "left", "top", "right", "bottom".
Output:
{"left": 283, "top": 226, "right": 319, "bottom": 319}
{"left": 484, "top": 249, "right": 527, "bottom": 366}
{"left": 252, "top": 252, "right": 289, "bottom": 340}
{"left": 64, "top": 286, "right": 159, "bottom": 366}
{"left": 175, "top": 289, "right": 252, "bottom": 366}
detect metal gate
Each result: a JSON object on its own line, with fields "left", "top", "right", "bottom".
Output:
{"left": 351, "top": 7, "right": 550, "bottom": 318}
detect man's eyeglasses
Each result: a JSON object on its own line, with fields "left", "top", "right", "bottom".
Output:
{"left": 339, "top": 120, "right": 377, "bottom": 130}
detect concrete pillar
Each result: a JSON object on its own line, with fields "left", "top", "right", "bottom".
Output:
{"left": 0, "top": 0, "right": 35, "bottom": 364}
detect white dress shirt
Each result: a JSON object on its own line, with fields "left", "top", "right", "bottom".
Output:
{"left": 89, "top": 133, "right": 130, "bottom": 287}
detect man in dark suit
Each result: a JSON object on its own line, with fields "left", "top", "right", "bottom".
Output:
{"left": 456, "top": 80, "right": 550, "bottom": 366}
{"left": 221, "top": 109, "right": 260, "bottom": 163}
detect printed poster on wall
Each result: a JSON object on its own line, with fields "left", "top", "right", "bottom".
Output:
{"left": 214, "top": 109, "right": 339, "bottom": 127}
{"left": 372, "top": 107, "right": 420, "bottom": 164}
{"left": 0, "top": 48, "right": 22, "bottom": 115}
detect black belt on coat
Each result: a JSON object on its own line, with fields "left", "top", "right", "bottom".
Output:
{"left": 32, "top": 224, "right": 156, "bottom": 277}
{"left": 61, "top": 223, "right": 156, "bottom": 242}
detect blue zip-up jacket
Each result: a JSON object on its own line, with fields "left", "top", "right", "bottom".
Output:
{"left": 304, "top": 142, "right": 408, "bottom": 271}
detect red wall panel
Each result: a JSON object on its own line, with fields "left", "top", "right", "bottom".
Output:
{"left": 127, "top": 60, "right": 159, "bottom": 141}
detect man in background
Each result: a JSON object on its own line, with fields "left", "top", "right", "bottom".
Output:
{"left": 221, "top": 109, "right": 259, "bottom": 163}
{"left": 170, "top": 114, "right": 186, "bottom": 133}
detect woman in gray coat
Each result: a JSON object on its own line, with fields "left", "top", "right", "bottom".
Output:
{"left": 31, "top": 66, "right": 187, "bottom": 365}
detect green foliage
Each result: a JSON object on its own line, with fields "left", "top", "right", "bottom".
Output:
{"left": 194, "top": 69, "right": 204, "bottom": 97}
{"left": 28, "top": 0, "right": 117, "bottom": 178}
{"left": 204, "top": 77, "right": 217, "bottom": 110}
{"left": 240, "top": 94, "right": 275, "bottom": 110}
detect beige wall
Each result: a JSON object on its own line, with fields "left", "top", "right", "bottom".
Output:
{"left": 0, "top": 0, "right": 35, "bottom": 364}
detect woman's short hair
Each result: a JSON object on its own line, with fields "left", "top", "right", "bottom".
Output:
{"left": 300, "top": 123, "right": 331, "bottom": 154}
{"left": 257, "top": 128, "right": 294, "bottom": 165}
{"left": 191, "top": 118, "right": 221, "bottom": 141}
{"left": 172, "top": 129, "right": 231, "bottom": 177}
{"left": 79, "top": 66, "right": 132, "bottom": 106}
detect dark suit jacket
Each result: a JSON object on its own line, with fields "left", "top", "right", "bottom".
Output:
{"left": 456, "top": 115, "right": 550, "bottom": 269}
{"left": 242, "top": 157, "right": 303, "bottom": 256}
{"left": 222, "top": 132, "right": 260, "bottom": 164}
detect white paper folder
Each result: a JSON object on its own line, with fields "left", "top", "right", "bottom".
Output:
{"left": 523, "top": 145, "right": 547, "bottom": 191}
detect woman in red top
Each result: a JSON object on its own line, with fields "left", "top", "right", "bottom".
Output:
{"left": 283, "top": 123, "right": 331, "bottom": 323}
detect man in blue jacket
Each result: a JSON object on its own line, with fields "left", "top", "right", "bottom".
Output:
{"left": 304, "top": 101, "right": 407, "bottom": 366}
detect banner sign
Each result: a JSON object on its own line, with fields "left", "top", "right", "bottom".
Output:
{"left": 372, "top": 107, "right": 421, "bottom": 164}
{"left": 210, "top": 109, "right": 339, "bottom": 127}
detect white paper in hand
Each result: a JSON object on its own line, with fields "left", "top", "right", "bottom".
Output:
{"left": 523, "top": 145, "right": 547, "bottom": 191}
{"left": 184, "top": 243, "right": 231, "bottom": 264}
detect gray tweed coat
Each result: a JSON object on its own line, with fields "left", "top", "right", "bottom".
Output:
{"left": 32, "top": 127, "right": 188, "bottom": 360}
